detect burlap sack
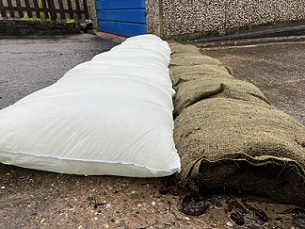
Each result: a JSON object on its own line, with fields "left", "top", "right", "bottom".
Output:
{"left": 169, "top": 41, "right": 202, "bottom": 54}
{"left": 170, "top": 65, "right": 234, "bottom": 86}
{"left": 168, "top": 41, "right": 234, "bottom": 86}
{"left": 170, "top": 53, "right": 223, "bottom": 67}
{"left": 174, "top": 78, "right": 269, "bottom": 116}
{"left": 170, "top": 42, "right": 305, "bottom": 206}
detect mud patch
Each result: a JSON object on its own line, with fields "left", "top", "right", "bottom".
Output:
{"left": 180, "top": 194, "right": 302, "bottom": 228}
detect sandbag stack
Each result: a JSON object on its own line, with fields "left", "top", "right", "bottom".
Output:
{"left": 169, "top": 41, "right": 305, "bottom": 205}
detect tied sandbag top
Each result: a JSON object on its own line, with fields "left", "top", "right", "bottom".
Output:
{"left": 169, "top": 41, "right": 305, "bottom": 206}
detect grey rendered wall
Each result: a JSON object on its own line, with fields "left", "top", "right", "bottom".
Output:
{"left": 147, "top": 0, "right": 305, "bottom": 38}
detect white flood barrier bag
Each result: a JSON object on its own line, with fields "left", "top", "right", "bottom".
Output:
{"left": 0, "top": 34, "right": 181, "bottom": 177}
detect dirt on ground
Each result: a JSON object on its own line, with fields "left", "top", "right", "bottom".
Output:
{"left": 1, "top": 35, "right": 305, "bottom": 228}
{"left": 1, "top": 164, "right": 303, "bottom": 229}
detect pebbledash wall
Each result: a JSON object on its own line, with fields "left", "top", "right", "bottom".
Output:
{"left": 146, "top": 0, "right": 305, "bottom": 39}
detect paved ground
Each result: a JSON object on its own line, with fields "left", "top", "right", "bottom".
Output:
{"left": 0, "top": 34, "right": 119, "bottom": 109}
{"left": 200, "top": 39, "right": 305, "bottom": 126}
{"left": 0, "top": 34, "right": 305, "bottom": 228}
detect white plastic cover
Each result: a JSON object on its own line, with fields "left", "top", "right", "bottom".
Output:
{"left": 0, "top": 34, "right": 181, "bottom": 177}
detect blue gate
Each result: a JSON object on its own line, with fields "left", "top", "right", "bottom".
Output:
{"left": 96, "top": 0, "right": 147, "bottom": 37}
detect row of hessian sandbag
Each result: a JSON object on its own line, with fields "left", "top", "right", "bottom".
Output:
{"left": 169, "top": 41, "right": 305, "bottom": 205}
{"left": 0, "top": 35, "right": 180, "bottom": 177}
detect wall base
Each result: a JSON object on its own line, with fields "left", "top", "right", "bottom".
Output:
{"left": 0, "top": 20, "right": 81, "bottom": 36}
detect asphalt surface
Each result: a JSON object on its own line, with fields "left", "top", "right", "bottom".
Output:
{"left": 200, "top": 39, "right": 305, "bottom": 126}
{"left": 0, "top": 34, "right": 119, "bottom": 110}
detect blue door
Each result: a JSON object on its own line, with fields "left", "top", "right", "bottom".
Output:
{"left": 96, "top": 0, "right": 147, "bottom": 37}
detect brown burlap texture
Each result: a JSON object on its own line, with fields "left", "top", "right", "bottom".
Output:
{"left": 169, "top": 41, "right": 305, "bottom": 205}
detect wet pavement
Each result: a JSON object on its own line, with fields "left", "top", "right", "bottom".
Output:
{"left": 0, "top": 34, "right": 119, "bottom": 110}
{"left": 200, "top": 39, "right": 305, "bottom": 126}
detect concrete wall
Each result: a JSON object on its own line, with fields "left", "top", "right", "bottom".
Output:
{"left": 147, "top": 0, "right": 305, "bottom": 38}
{"left": 146, "top": 0, "right": 162, "bottom": 36}
{"left": 87, "top": 0, "right": 98, "bottom": 29}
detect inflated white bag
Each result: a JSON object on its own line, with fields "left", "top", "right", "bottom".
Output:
{"left": 0, "top": 34, "right": 181, "bottom": 177}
